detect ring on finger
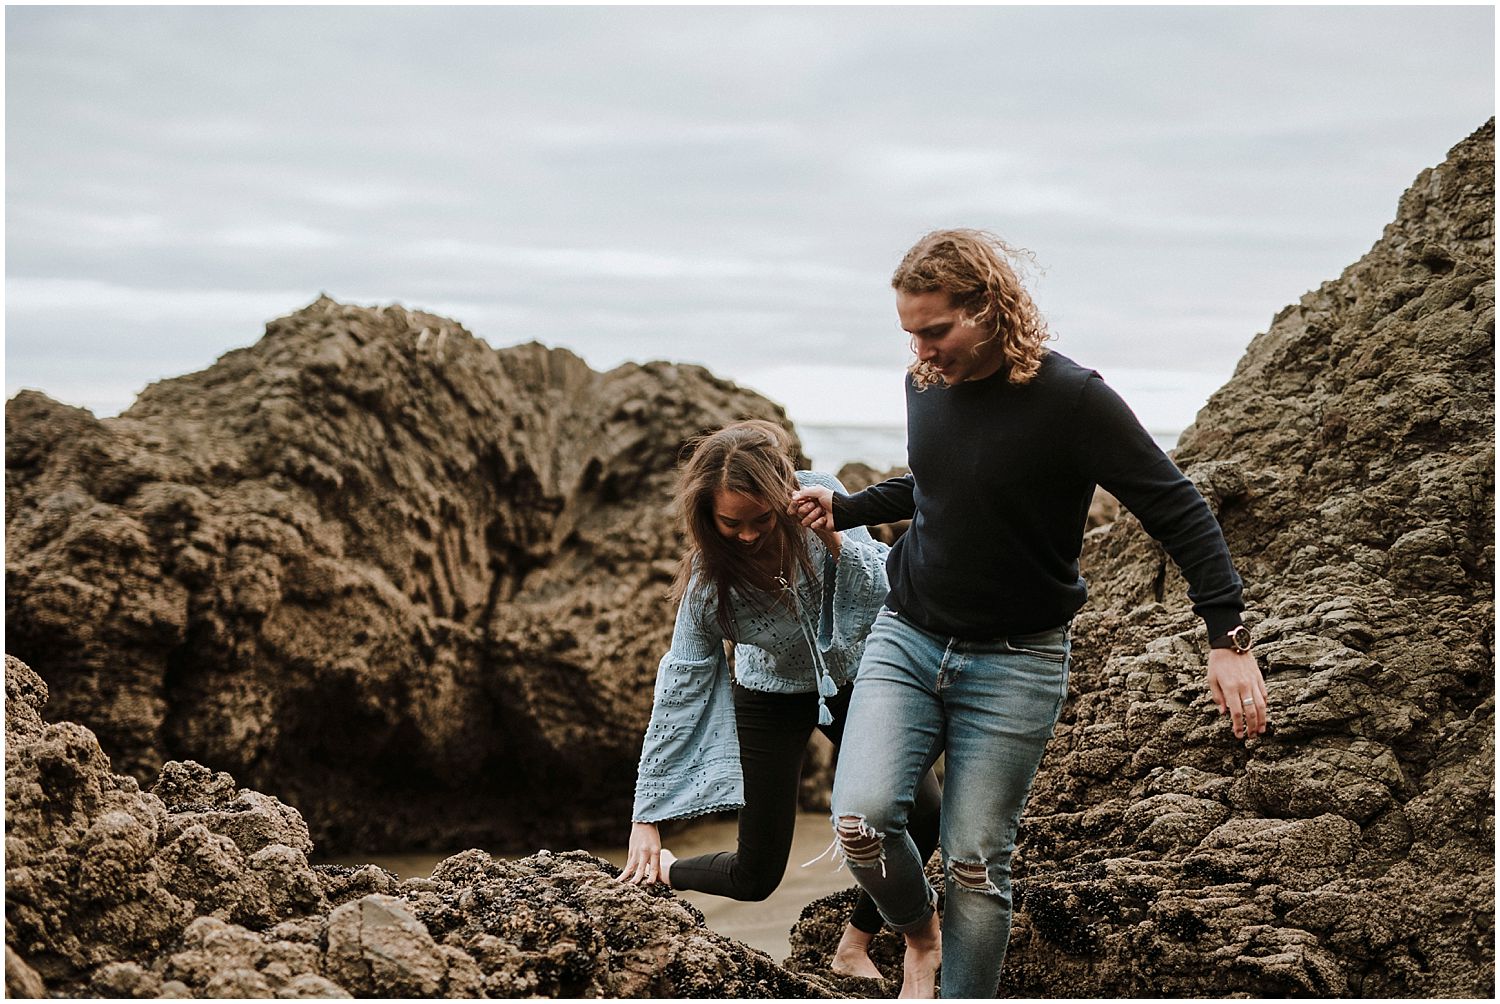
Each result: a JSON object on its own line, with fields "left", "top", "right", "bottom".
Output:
{"left": 1240, "top": 697, "right": 1255, "bottom": 705}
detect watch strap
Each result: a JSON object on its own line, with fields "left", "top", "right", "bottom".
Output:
{"left": 1210, "top": 625, "right": 1252, "bottom": 653}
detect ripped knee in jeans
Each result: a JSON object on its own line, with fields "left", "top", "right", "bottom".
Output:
{"left": 836, "top": 814, "right": 885, "bottom": 870}
{"left": 949, "top": 858, "right": 1002, "bottom": 896}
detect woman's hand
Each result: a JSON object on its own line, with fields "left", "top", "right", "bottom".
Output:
{"left": 620, "top": 821, "right": 664, "bottom": 885}
{"left": 790, "top": 486, "right": 835, "bottom": 532}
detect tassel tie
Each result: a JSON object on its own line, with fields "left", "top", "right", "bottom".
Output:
{"left": 780, "top": 565, "right": 839, "bottom": 726}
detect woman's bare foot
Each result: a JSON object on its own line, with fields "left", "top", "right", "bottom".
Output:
{"left": 830, "top": 923, "right": 883, "bottom": 980}
{"left": 898, "top": 909, "right": 941, "bottom": 998}
{"left": 658, "top": 847, "right": 676, "bottom": 887}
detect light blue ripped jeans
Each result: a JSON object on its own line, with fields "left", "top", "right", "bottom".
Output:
{"left": 830, "top": 607, "right": 1070, "bottom": 998}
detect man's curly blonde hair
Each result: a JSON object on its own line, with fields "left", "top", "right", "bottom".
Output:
{"left": 892, "top": 229, "right": 1051, "bottom": 388}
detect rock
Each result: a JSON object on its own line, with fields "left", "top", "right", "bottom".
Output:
{"left": 3, "top": 655, "right": 335, "bottom": 991}
{"left": 87, "top": 960, "right": 162, "bottom": 998}
{"left": 1005, "top": 118, "right": 1496, "bottom": 998}
{"left": 6, "top": 300, "right": 799, "bottom": 853}
{"left": 4, "top": 660, "right": 194, "bottom": 982}
{"left": 1087, "top": 486, "right": 1121, "bottom": 529}
{"left": 275, "top": 973, "right": 352, "bottom": 999}
{"left": 402, "top": 848, "right": 841, "bottom": 998}
{"left": 314, "top": 862, "right": 402, "bottom": 909}
{"left": 6, "top": 946, "right": 48, "bottom": 998}
{"left": 797, "top": 120, "right": 1496, "bottom": 998}
{"left": 150, "top": 760, "right": 240, "bottom": 812}
{"left": 5, "top": 653, "right": 49, "bottom": 740}
{"left": 2, "top": 655, "right": 845, "bottom": 997}
{"left": 325, "top": 895, "right": 451, "bottom": 997}
{"left": 154, "top": 916, "right": 336, "bottom": 999}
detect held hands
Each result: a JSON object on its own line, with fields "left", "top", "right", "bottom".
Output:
{"left": 790, "top": 485, "right": 835, "bottom": 532}
{"left": 1206, "top": 648, "right": 1269, "bottom": 740}
{"left": 619, "top": 821, "right": 666, "bottom": 885}
{"left": 789, "top": 486, "right": 840, "bottom": 559}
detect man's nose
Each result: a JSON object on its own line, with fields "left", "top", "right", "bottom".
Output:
{"left": 739, "top": 530, "right": 759, "bottom": 542}
{"left": 917, "top": 339, "right": 938, "bottom": 360}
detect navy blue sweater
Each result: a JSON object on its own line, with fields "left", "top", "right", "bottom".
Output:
{"left": 832, "top": 351, "right": 1243, "bottom": 641}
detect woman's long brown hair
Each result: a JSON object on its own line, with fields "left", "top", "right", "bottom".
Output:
{"left": 670, "top": 420, "right": 816, "bottom": 640}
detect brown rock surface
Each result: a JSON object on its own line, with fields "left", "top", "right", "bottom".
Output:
{"left": 794, "top": 121, "right": 1495, "bottom": 996}
{"left": 5, "top": 299, "right": 797, "bottom": 853}
{"left": 3, "top": 654, "right": 844, "bottom": 998}
{"left": 5, "top": 654, "right": 329, "bottom": 994}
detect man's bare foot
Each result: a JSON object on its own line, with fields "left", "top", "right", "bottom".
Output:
{"left": 658, "top": 847, "right": 676, "bottom": 887}
{"left": 898, "top": 909, "right": 941, "bottom": 998}
{"left": 830, "top": 923, "right": 883, "bottom": 980}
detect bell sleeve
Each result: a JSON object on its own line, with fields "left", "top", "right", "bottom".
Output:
{"left": 630, "top": 581, "right": 744, "bottom": 823}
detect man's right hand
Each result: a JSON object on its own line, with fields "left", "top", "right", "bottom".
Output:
{"left": 619, "top": 821, "right": 664, "bottom": 884}
{"left": 1206, "top": 648, "right": 1268, "bottom": 740}
{"left": 790, "top": 485, "right": 835, "bottom": 532}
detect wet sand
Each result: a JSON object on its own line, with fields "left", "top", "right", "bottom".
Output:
{"left": 325, "top": 811, "right": 855, "bottom": 964}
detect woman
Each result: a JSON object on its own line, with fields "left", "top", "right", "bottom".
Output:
{"left": 619, "top": 420, "right": 942, "bottom": 980}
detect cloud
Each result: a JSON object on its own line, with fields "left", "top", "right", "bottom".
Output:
{"left": 214, "top": 223, "right": 342, "bottom": 250}
{"left": 407, "top": 238, "right": 866, "bottom": 284}
{"left": 4, "top": 4, "right": 1492, "bottom": 461}
{"left": 6, "top": 277, "right": 315, "bottom": 324}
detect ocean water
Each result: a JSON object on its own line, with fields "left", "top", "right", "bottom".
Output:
{"left": 799, "top": 423, "right": 1182, "bottom": 474}
{"left": 797, "top": 424, "right": 910, "bottom": 473}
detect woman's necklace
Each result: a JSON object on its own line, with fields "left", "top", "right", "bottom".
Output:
{"left": 773, "top": 532, "right": 791, "bottom": 591}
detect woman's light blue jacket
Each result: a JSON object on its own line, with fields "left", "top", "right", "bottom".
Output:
{"left": 631, "top": 471, "right": 891, "bottom": 824}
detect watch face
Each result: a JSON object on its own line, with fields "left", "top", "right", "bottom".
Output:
{"left": 1230, "top": 626, "right": 1252, "bottom": 652}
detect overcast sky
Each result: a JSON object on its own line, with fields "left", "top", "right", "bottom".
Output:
{"left": 5, "top": 5, "right": 1494, "bottom": 438}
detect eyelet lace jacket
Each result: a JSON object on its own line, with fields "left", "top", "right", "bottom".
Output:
{"left": 631, "top": 471, "right": 891, "bottom": 823}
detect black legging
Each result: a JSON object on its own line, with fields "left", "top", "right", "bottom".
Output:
{"left": 668, "top": 680, "right": 943, "bottom": 934}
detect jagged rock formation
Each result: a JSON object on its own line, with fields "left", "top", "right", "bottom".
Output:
{"left": 5, "top": 300, "right": 797, "bottom": 853}
{"left": 3, "top": 655, "right": 844, "bottom": 998}
{"left": 794, "top": 121, "right": 1494, "bottom": 997}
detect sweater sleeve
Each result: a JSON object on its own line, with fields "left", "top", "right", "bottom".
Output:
{"left": 1073, "top": 374, "right": 1245, "bottom": 639}
{"left": 797, "top": 472, "right": 892, "bottom": 679}
{"left": 631, "top": 579, "right": 744, "bottom": 823}
{"left": 833, "top": 474, "right": 917, "bottom": 530}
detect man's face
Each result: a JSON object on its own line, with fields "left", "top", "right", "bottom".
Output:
{"left": 897, "top": 289, "right": 1003, "bottom": 385}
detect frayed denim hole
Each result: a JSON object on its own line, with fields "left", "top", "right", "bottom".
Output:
{"left": 836, "top": 814, "right": 886, "bottom": 875}
{"left": 949, "top": 858, "right": 1002, "bottom": 896}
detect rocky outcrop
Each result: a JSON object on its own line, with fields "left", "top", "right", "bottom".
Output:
{"left": 5, "top": 299, "right": 797, "bottom": 853}
{"left": 5, "top": 655, "right": 326, "bottom": 994}
{"left": 3, "top": 655, "right": 843, "bottom": 998}
{"left": 795, "top": 121, "right": 1495, "bottom": 997}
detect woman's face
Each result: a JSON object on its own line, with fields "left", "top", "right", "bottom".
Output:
{"left": 712, "top": 488, "right": 776, "bottom": 554}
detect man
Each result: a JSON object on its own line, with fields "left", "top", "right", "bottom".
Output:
{"left": 791, "top": 229, "right": 1266, "bottom": 998}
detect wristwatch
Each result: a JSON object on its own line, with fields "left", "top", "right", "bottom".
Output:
{"left": 1210, "top": 625, "right": 1253, "bottom": 654}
